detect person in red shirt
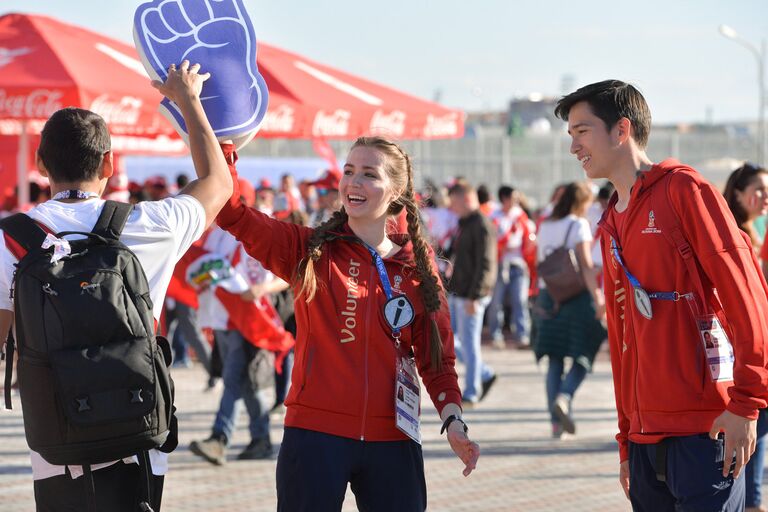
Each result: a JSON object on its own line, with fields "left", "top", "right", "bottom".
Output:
{"left": 724, "top": 163, "right": 768, "bottom": 512}
{"left": 216, "top": 136, "right": 478, "bottom": 511}
{"left": 555, "top": 80, "right": 768, "bottom": 511}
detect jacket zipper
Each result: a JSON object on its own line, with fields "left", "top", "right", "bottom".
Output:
{"left": 359, "top": 267, "right": 376, "bottom": 440}
{"left": 600, "top": 201, "right": 645, "bottom": 434}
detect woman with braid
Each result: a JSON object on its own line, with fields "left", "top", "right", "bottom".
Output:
{"left": 215, "top": 137, "right": 479, "bottom": 511}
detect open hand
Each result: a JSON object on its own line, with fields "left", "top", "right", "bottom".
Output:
{"left": 619, "top": 461, "right": 630, "bottom": 499}
{"left": 709, "top": 409, "right": 757, "bottom": 478}
{"left": 447, "top": 425, "right": 480, "bottom": 477}
{"left": 150, "top": 60, "right": 210, "bottom": 108}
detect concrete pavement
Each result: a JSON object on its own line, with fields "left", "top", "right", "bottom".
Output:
{"left": 0, "top": 343, "right": 758, "bottom": 511}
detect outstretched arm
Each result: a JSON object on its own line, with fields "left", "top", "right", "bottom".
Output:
{"left": 151, "top": 60, "right": 231, "bottom": 228}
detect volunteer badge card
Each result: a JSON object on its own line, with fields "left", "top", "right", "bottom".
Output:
{"left": 133, "top": 0, "right": 269, "bottom": 149}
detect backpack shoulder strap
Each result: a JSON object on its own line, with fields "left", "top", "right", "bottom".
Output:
{"left": 0, "top": 213, "right": 49, "bottom": 259}
{"left": 91, "top": 201, "right": 133, "bottom": 241}
{"left": 650, "top": 169, "right": 709, "bottom": 306}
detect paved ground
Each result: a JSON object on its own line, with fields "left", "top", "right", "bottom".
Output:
{"left": 1, "top": 342, "right": 764, "bottom": 511}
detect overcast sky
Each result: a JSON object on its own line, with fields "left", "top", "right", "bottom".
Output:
{"left": 3, "top": 0, "right": 767, "bottom": 123}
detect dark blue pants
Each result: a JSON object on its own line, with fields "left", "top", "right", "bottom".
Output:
{"left": 276, "top": 427, "right": 426, "bottom": 512}
{"left": 629, "top": 435, "right": 744, "bottom": 512}
{"left": 745, "top": 409, "right": 768, "bottom": 507}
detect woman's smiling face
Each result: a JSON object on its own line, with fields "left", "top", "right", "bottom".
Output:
{"left": 340, "top": 146, "right": 400, "bottom": 222}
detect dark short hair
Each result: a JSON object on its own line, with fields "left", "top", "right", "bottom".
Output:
{"left": 448, "top": 181, "right": 475, "bottom": 197}
{"left": 37, "top": 108, "right": 110, "bottom": 183}
{"left": 497, "top": 185, "right": 515, "bottom": 202}
{"left": 554, "top": 80, "right": 651, "bottom": 148}
{"left": 476, "top": 184, "right": 490, "bottom": 205}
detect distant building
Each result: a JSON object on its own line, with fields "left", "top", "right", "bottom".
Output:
{"left": 507, "top": 96, "right": 560, "bottom": 136}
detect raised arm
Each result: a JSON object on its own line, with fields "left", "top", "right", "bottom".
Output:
{"left": 151, "top": 60, "right": 231, "bottom": 228}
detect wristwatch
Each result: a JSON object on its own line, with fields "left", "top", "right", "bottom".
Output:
{"left": 440, "top": 414, "right": 468, "bottom": 435}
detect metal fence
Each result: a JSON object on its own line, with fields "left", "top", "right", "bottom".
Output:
{"left": 241, "top": 127, "right": 759, "bottom": 209}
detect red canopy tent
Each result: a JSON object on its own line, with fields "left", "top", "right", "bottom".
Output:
{"left": 0, "top": 12, "right": 186, "bottom": 206}
{"left": 255, "top": 42, "right": 464, "bottom": 140}
{"left": 0, "top": 12, "right": 464, "bottom": 207}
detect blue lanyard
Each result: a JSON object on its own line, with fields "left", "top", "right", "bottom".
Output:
{"left": 610, "top": 238, "right": 678, "bottom": 301}
{"left": 361, "top": 242, "right": 400, "bottom": 336}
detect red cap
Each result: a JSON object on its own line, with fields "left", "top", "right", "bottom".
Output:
{"left": 145, "top": 176, "right": 167, "bottom": 188}
{"left": 311, "top": 170, "right": 340, "bottom": 190}
{"left": 257, "top": 178, "right": 274, "bottom": 192}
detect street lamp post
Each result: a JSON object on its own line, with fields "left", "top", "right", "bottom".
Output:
{"left": 719, "top": 24, "right": 767, "bottom": 166}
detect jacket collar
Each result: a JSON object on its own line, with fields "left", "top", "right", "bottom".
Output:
{"left": 598, "top": 158, "right": 691, "bottom": 236}
{"left": 327, "top": 223, "right": 415, "bottom": 266}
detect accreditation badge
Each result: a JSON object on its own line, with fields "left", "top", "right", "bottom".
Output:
{"left": 395, "top": 355, "right": 421, "bottom": 444}
{"left": 697, "top": 316, "right": 735, "bottom": 382}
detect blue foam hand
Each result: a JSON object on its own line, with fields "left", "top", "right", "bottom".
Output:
{"left": 134, "top": 0, "right": 269, "bottom": 148}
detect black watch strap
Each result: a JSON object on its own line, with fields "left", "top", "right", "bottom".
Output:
{"left": 440, "top": 414, "right": 468, "bottom": 435}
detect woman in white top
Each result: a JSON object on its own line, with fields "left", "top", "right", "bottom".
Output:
{"left": 533, "top": 181, "right": 606, "bottom": 438}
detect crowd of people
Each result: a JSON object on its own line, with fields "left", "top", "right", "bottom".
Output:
{"left": 2, "top": 67, "right": 768, "bottom": 512}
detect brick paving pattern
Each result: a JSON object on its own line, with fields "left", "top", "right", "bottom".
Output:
{"left": 1, "top": 344, "right": 763, "bottom": 511}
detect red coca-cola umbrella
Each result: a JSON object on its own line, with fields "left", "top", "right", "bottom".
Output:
{"left": 255, "top": 42, "right": 464, "bottom": 140}
{"left": 0, "top": 13, "right": 465, "bottom": 206}
{"left": 0, "top": 12, "right": 185, "bottom": 206}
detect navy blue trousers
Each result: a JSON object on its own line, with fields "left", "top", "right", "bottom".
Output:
{"left": 276, "top": 427, "right": 426, "bottom": 512}
{"left": 629, "top": 435, "right": 745, "bottom": 512}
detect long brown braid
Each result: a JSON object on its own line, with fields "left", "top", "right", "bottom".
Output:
{"left": 295, "top": 136, "right": 447, "bottom": 371}
{"left": 397, "top": 153, "right": 447, "bottom": 372}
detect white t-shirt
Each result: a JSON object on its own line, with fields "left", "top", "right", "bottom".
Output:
{"left": 490, "top": 205, "right": 526, "bottom": 268}
{"left": 422, "top": 207, "right": 458, "bottom": 250}
{"left": 0, "top": 195, "right": 206, "bottom": 480}
{"left": 536, "top": 215, "right": 593, "bottom": 289}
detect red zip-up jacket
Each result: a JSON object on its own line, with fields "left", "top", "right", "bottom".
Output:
{"left": 216, "top": 145, "right": 462, "bottom": 441}
{"left": 599, "top": 159, "right": 768, "bottom": 462}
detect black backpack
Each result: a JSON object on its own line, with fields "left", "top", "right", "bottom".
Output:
{"left": 1, "top": 201, "right": 176, "bottom": 470}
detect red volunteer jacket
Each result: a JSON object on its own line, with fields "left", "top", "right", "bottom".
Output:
{"left": 599, "top": 159, "right": 768, "bottom": 462}
{"left": 216, "top": 145, "right": 462, "bottom": 442}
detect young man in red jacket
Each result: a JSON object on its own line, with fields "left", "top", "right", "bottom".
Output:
{"left": 555, "top": 79, "right": 768, "bottom": 511}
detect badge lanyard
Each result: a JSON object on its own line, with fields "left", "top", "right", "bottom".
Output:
{"left": 361, "top": 242, "right": 421, "bottom": 443}
{"left": 610, "top": 238, "right": 680, "bottom": 320}
{"left": 53, "top": 190, "right": 100, "bottom": 201}
{"left": 361, "top": 243, "right": 415, "bottom": 342}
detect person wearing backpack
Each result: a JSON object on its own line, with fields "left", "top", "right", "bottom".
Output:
{"left": 555, "top": 79, "right": 768, "bottom": 511}
{"left": 533, "top": 181, "right": 606, "bottom": 439}
{"left": 0, "top": 60, "right": 231, "bottom": 512}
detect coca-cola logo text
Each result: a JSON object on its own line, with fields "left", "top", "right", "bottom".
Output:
{"left": 312, "top": 109, "right": 350, "bottom": 137}
{"left": 0, "top": 89, "right": 63, "bottom": 119}
{"left": 261, "top": 105, "right": 295, "bottom": 133}
{"left": 370, "top": 110, "right": 406, "bottom": 137}
{"left": 423, "top": 113, "right": 460, "bottom": 138}
{"left": 89, "top": 95, "right": 142, "bottom": 126}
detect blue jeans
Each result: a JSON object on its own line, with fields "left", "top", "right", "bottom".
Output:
{"left": 545, "top": 357, "right": 587, "bottom": 423}
{"left": 487, "top": 264, "right": 530, "bottom": 342}
{"left": 449, "top": 295, "right": 493, "bottom": 402}
{"left": 168, "top": 302, "right": 211, "bottom": 373}
{"left": 746, "top": 409, "right": 768, "bottom": 507}
{"left": 212, "top": 329, "right": 270, "bottom": 443}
